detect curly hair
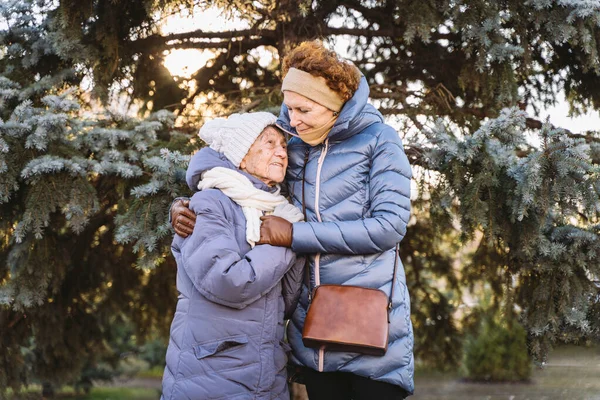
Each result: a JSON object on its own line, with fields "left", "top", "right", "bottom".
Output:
{"left": 281, "top": 40, "right": 361, "bottom": 103}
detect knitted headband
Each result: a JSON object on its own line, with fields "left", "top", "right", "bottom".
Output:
{"left": 281, "top": 68, "right": 344, "bottom": 112}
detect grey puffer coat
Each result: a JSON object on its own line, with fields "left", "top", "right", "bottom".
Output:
{"left": 278, "top": 76, "right": 414, "bottom": 394}
{"left": 161, "top": 148, "right": 304, "bottom": 400}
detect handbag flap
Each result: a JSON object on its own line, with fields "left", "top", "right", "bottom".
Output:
{"left": 302, "top": 285, "right": 389, "bottom": 352}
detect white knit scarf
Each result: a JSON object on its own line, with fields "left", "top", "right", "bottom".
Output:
{"left": 197, "top": 167, "right": 304, "bottom": 247}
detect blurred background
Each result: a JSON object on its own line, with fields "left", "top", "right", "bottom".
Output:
{"left": 1, "top": 1, "right": 600, "bottom": 399}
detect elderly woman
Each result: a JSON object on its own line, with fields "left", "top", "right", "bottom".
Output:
{"left": 172, "top": 41, "right": 413, "bottom": 400}
{"left": 161, "top": 112, "right": 305, "bottom": 400}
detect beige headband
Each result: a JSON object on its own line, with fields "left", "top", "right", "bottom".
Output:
{"left": 281, "top": 68, "right": 344, "bottom": 112}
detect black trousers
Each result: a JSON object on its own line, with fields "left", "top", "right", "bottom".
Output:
{"left": 303, "top": 369, "right": 410, "bottom": 400}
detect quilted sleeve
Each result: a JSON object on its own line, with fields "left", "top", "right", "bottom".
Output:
{"left": 176, "top": 190, "right": 299, "bottom": 309}
{"left": 281, "top": 256, "right": 305, "bottom": 319}
{"left": 291, "top": 126, "right": 411, "bottom": 254}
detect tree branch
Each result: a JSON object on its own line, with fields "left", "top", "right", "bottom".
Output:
{"left": 133, "top": 28, "right": 277, "bottom": 52}
{"left": 164, "top": 38, "right": 273, "bottom": 51}
{"left": 165, "top": 28, "right": 276, "bottom": 42}
{"left": 465, "top": 108, "right": 600, "bottom": 144}
{"left": 322, "top": 26, "right": 456, "bottom": 40}
{"left": 321, "top": 26, "right": 399, "bottom": 37}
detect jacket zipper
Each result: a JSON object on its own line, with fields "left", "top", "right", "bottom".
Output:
{"left": 313, "top": 139, "right": 329, "bottom": 372}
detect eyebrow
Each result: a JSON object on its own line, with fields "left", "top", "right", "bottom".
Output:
{"left": 261, "top": 130, "right": 284, "bottom": 141}
{"left": 285, "top": 103, "right": 311, "bottom": 110}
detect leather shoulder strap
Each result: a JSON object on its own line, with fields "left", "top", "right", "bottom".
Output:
{"left": 302, "top": 149, "right": 308, "bottom": 218}
{"left": 388, "top": 244, "right": 399, "bottom": 312}
{"left": 302, "top": 149, "right": 312, "bottom": 300}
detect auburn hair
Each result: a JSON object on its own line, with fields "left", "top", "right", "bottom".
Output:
{"left": 281, "top": 40, "right": 361, "bottom": 103}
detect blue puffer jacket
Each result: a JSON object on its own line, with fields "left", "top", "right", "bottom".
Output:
{"left": 277, "top": 76, "right": 414, "bottom": 394}
{"left": 161, "top": 148, "right": 304, "bottom": 400}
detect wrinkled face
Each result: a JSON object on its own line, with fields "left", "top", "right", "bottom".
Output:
{"left": 283, "top": 91, "right": 336, "bottom": 134}
{"left": 240, "top": 126, "right": 288, "bottom": 186}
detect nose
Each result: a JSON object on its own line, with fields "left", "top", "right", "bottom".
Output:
{"left": 275, "top": 145, "right": 287, "bottom": 159}
{"left": 289, "top": 110, "right": 300, "bottom": 128}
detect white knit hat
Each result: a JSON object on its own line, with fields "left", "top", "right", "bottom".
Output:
{"left": 198, "top": 112, "right": 278, "bottom": 167}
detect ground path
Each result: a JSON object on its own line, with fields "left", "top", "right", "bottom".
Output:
{"left": 103, "top": 345, "right": 600, "bottom": 400}
{"left": 412, "top": 345, "right": 600, "bottom": 400}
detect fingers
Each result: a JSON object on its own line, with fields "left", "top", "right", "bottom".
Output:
{"left": 175, "top": 217, "right": 194, "bottom": 234}
{"left": 174, "top": 212, "right": 195, "bottom": 236}
{"left": 171, "top": 199, "right": 196, "bottom": 237}
{"left": 171, "top": 200, "right": 187, "bottom": 225}
{"left": 175, "top": 227, "right": 190, "bottom": 238}
{"left": 180, "top": 208, "right": 197, "bottom": 222}
{"left": 173, "top": 199, "right": 195, "bottom": 222}
{"left": 174, "top": 221, "right": 190, "bottom": 236}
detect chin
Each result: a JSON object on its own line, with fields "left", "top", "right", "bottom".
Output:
{"left": 271, "top": 173, "right": 286, "bottom": 184}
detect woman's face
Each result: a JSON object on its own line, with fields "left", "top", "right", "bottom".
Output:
{"left": 283, "top": 91, "right": 336, "bottom": 134}
{"left": 240, "top": 126, "right": 288, "bottom": 186}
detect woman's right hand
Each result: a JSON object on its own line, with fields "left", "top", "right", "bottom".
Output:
{"left": 171, "top": 199, "right": 196, "bottom": 237}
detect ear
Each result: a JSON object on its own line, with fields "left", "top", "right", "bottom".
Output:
{"left": 239, "top": 158, "right": 246, "bottom": 170}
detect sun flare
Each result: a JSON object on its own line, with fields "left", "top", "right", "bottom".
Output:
{"left": 163, "top": 49, "right": 214, "bottom": 78}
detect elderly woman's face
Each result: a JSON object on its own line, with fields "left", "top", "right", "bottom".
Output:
{"left": 240, "top": 126, "right": 288, "bottom": 186}
{"left": 284, "top": 91, "right": 336, "bottom": 134}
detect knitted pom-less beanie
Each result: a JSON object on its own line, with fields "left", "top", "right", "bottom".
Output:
{"left": 198, "top": 112, "right": 277, "bottom": 167}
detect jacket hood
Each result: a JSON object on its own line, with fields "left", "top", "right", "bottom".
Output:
{"left": 186, "top": 147, "right": 277, "bottom": 193}
{"left": 277, "top": 75, "right": 384, "bottom": 143}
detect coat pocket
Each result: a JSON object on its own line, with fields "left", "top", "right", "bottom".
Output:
{"left": 176, "top": 334, "right": 257, "bottom": 383}
{"left": 193, "top": 335, "right": 249, "bottom": 361}
{"left": 172, "top": 334, "right": 261, "bottom": 397}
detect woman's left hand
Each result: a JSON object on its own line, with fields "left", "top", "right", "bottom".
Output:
{"left": 257, "top": 215, "right": 293, "bottom": 247}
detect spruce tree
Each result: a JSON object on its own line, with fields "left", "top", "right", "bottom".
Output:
{"left": 0, "top": 2, "right": 190, "bottom": 394}
{"left": 421, "top": 108, "right": 600, "bottom": 361}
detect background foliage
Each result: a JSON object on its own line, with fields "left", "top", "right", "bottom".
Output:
{"left": 2, "top": 0, "right": 600, "bottom": 395}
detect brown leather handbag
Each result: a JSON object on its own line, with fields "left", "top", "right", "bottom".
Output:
{"left": 301, "top": 245, "right": 399, "bottom": 356}
{"left": 299, "top": 150, "right": 399, "bottom": 356}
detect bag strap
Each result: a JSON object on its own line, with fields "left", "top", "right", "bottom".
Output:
{"left": 302, "top": 149, "right": 308, "bottom": 219}
{"left": 388, "top": 244, "right": 400, "bottom": 321}
{"left": 301, "top": 147, "right": 399, "bottom": 315}
{"left": 302, "top": 149, "right": 312, "bottom": 302}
